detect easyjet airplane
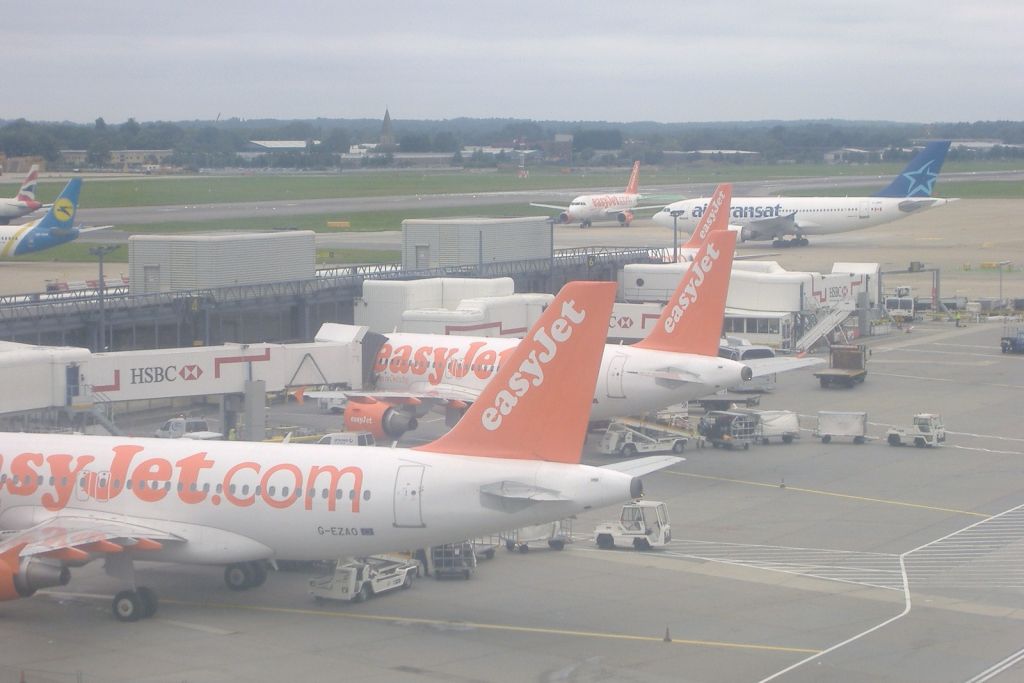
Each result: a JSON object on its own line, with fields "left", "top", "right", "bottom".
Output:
{"left": 313, "top": 185, "right": 820, "bottom": 440}
{"left": 0, "top": 281, "right": 680, "bottom": 622}
{"left": 530, "top": 160, "right": 663, "bottom": 228}
{"left": 0, "top": 165, "right": 45, "bottom": 224}
{"left": 653, "top": 141, "right": 956, "bottom": 246}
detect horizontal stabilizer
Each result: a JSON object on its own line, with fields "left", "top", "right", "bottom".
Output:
{"left": 480, "top": 481, "right": 568, "bottom": 502}
{"left": 602, "top": 455, "right": 683, "bottom": 477}
{"left": 629, "top": 367, "right": 703, "bottom": 385}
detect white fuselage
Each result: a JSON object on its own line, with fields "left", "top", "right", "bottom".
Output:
{"left": 374, "top": 333, "right": 749, "bottom": 419}
{"left": 0, "top": 433, "right": 637, "bottom": 562}
{"left": 566, "top": 192, "right": 642, "bottom": 224}
{"left": 0, "top": 198, "right": 41, "bottom": 224}
{"left": 654, "top": 196, "right": 951, "bottom": 240}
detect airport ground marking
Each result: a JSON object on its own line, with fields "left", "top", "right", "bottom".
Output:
{"left": 41, "top": 590, "right": 819, "bottom": 655}
{"left": 666, "top": 470, "right": 988, "bottom": 518}
{"left": 760, "top": 501, "right": 1024, "bottom": 682}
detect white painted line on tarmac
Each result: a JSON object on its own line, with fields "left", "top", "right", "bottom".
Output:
{"left": 964, "top": 645, "right": 1024, "bottom": 682}
{"left": 872, "top": 371, "right": 1022, "bottom": 390}
{"left": 760, "top": 502, "right": 1024, "bottom": 683}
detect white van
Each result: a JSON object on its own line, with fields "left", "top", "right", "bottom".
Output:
{"left": 316, "top": 432, "right": 375, "bottom": 447}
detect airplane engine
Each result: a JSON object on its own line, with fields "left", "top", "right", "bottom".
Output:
{"left": 0, "top": 556, "right": 70, "bottom": 600}
{"left": 344, "top": 401, "right": 418, "bottom": 439}
{"left": 739, "top": 226, "right": 760, "bottom": 242}
{"left": 616, "top": 210, "right": 634, "bottom": 226}
{"left": 557, "top": 212, "right": 571, "bottom": 224}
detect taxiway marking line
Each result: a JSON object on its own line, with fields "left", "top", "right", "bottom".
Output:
{"left": 184, "top": 601, "right": 823, "bottom": 654}
{"left": 666, "top": 470, "right": 988, "bottom": 518}
{"left": 49, "top": 590, "right": 819, "bottom": 655}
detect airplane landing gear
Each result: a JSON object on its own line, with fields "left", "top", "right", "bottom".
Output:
{"left": 772, "top": 237, "right": 810, "bottom": 247}
{"left": 112, "top": 586, "right": 158, "bottom": 622}
{"left": 224, "top": 561, "right": 269, "bottom": 591}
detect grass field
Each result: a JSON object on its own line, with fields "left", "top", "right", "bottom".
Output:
{"left": 8, "top": 243, "right": 399, "bottom": 264}
{"left": 4, "top": 160, "right": 1021, "bottom": 207}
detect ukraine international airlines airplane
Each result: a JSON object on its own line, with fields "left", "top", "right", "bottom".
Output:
{"left": 653, "top": 141, "right": 955, "bottom": 246}
{"left": 531, "top": 160, "right": 663, "bottom": 228}
{"left": 0, "top": 177, "right": 112, "bottom": 257}
{"left": 0, "top": 281, "right": 677, "bottom": 622}
{"left": 313, "top": 185, "right": 818, "bottom": 440}
{"left": 0, "top": 165, "right": 45, "bottom": 224}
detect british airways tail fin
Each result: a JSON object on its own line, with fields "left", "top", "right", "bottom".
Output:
{"left": 415, "top": 281, "right": 615, "bottom": 464}
{"left": 15, "top": 165, "right": 39, "bottom": 202}
{"left": 680, "top": 183, "right": 732, "bottom": 249}
{"left": 35, "top": 178, "right": 81, "bottom": 231}
{"left": 634, "top": 226, "right": 738, "bottom": 357}
{"left": 624, "top": 160, "right": 641, "bottom": 194}
{"left": 874, "top": 141, "right": 951, "bottom": 198}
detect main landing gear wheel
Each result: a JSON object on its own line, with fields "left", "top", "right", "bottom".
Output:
{"left": 224, "top": 562, "right": 267, "bottom": 591}
{"left": 112, "top": 587, "right": 158, "bottom": 622}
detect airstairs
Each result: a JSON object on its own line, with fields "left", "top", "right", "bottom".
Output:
{"left": 795, "top": 302, "right": 855, "bottom": 353}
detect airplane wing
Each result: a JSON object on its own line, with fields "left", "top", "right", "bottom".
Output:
{"left": 529, "top": 203, "right": 568, "bottom": 211}
{"left": 599, "top": 204, "right": 664, "bottom": 216}
{"left": 0, "top": 516, "right": 182, "bottom": 560}
{"left": 78, "top": 224, "right": 115, "bottom": 233}
{"left": 744, "top": 212, "right": 798, "bottom": 238}
{"left": 602, "top": 455, "right": 684, "bottom": 476}
{"left": 304, "top": 383, "right": 481, "bottom": 405}
{"left": 743, "top": 356, "right": 825, "bottom": 378}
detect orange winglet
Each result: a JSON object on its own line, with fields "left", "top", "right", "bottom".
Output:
{"left": 42, "top": 547, "right": 90, "bottom": 563}
{"left": 416, "top": 281, "right": 616, "bottom": 463}
{"left": 81, "top": 539, "right": 124, "bottom": 554}
{"left": 129, "top": 538, "right": 163, "bottom": 552}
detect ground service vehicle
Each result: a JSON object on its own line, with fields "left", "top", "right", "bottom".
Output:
{"left": 594, "top": 500, "right": 671, "bottom": 550}
{"left": 735, "top": 409, "right": 800, "bottom": 444}
{"left": 308, "top": 557, "right": 417, "bottom": 602}
{"left": 813, "top": 344, "right": 868, "bottom": 388}
{"left": 316, "top": 431, "right": 375, "bottom": 447}
{"left": 598, "top": 419, "right": 687, "bottom": 456}
{"left": 503, "top": 520, "right": 573, "bottom": 552}
{"left": 887, "top": 414, "right": 946, "bottom": 448}
{"left": 815, "top": 411, "right": 869, "bottom": 444}
{"left": 1002, "top": 325, "right": 1024, "bottom": 353}
{"left": 698, "top": 411, "right": 760, "bottom": 450}
{"left": 153, "top": 417, "right": 222, "bottom": 440}
{"left": 885, "top": 286, "right": 916, "bottom": 323}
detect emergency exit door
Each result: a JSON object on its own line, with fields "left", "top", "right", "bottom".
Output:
{"left": 393, "top": 465, "right": 425, "bottom": 528}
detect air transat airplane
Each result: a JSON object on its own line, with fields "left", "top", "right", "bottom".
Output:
{"left": 0, "top": 165, "right": 45, "bottom": 224}
{"left": 653, "top": 141, "right": 956, "bottom": 246}
{"left": 0, "top": 281, "right": 678, "bottom": 621}
{"left": 313, "top": 185, "right": 819, "bottom": 440}
{"left": 0, "top": 177, "right": 112, "bottom": 257}
{"left": 531, "top": 160, "right": 663, "bottom": 228}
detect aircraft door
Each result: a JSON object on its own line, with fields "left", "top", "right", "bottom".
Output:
{"left": 606, "top": 354, "right": 627, "bottom": 399}
{"left": 393, "top": 465, "right": 425, "bottom": 528}
{"left": 859, "top": 201, "right": 870, "bottom": 218}
{"left": 76, "top": 470, "right": 112, "bottom": 503}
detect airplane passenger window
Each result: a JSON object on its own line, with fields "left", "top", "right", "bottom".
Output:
{"left": 335, "top": 490, "right": 344, "bottom": 500}
{"left": 268, "top": 486, "right": 276, "bottom": 496}
{"left": 363, "top": 490, "right": 371, "bottom": 501}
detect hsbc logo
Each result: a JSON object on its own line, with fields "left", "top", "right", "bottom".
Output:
{"left": 179, "top": 365, "right": 202, "bottom": 381}
{"left": 130, "top": 364, "right": 205, "bottom": 385}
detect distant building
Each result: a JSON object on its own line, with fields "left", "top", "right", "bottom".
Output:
{"left": 240, "top": 140, "right": 319, "bottom": 161}
{"left": 379, "top": 108, "right": 396, "bottom": 150}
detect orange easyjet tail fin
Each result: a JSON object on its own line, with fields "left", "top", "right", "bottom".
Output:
{"left": 415, "top": 281, "right": 616, "bottom": 463}
{"left": 634, "top": 218, "right": 737, "bottom": 357}
{"left": 625, "top": 160, "right": 641, "bottom": 194}
{"left": 681, "top": 183, "right": 731, "bottom": 248}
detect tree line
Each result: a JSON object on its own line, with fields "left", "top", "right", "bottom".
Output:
{"left": 2, "top": 116, "right": 1023, "bottom": 171}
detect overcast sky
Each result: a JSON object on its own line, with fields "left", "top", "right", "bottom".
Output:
{"left": 6, "top": 1, "right": 1022, "bottom": 125}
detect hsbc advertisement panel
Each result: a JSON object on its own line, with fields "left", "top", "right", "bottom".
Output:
{"left": 86, "top": 344, "right": 277, "bottom": 401}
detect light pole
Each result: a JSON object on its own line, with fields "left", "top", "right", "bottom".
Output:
{"left": 672, "top": 212, "right": 679, "bottom": 262}
{"left": 89, "top": 245, "right": 120, "bottom": 351}
{"left": 997, "top": 261, "right": 1011, "bottom": 309}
